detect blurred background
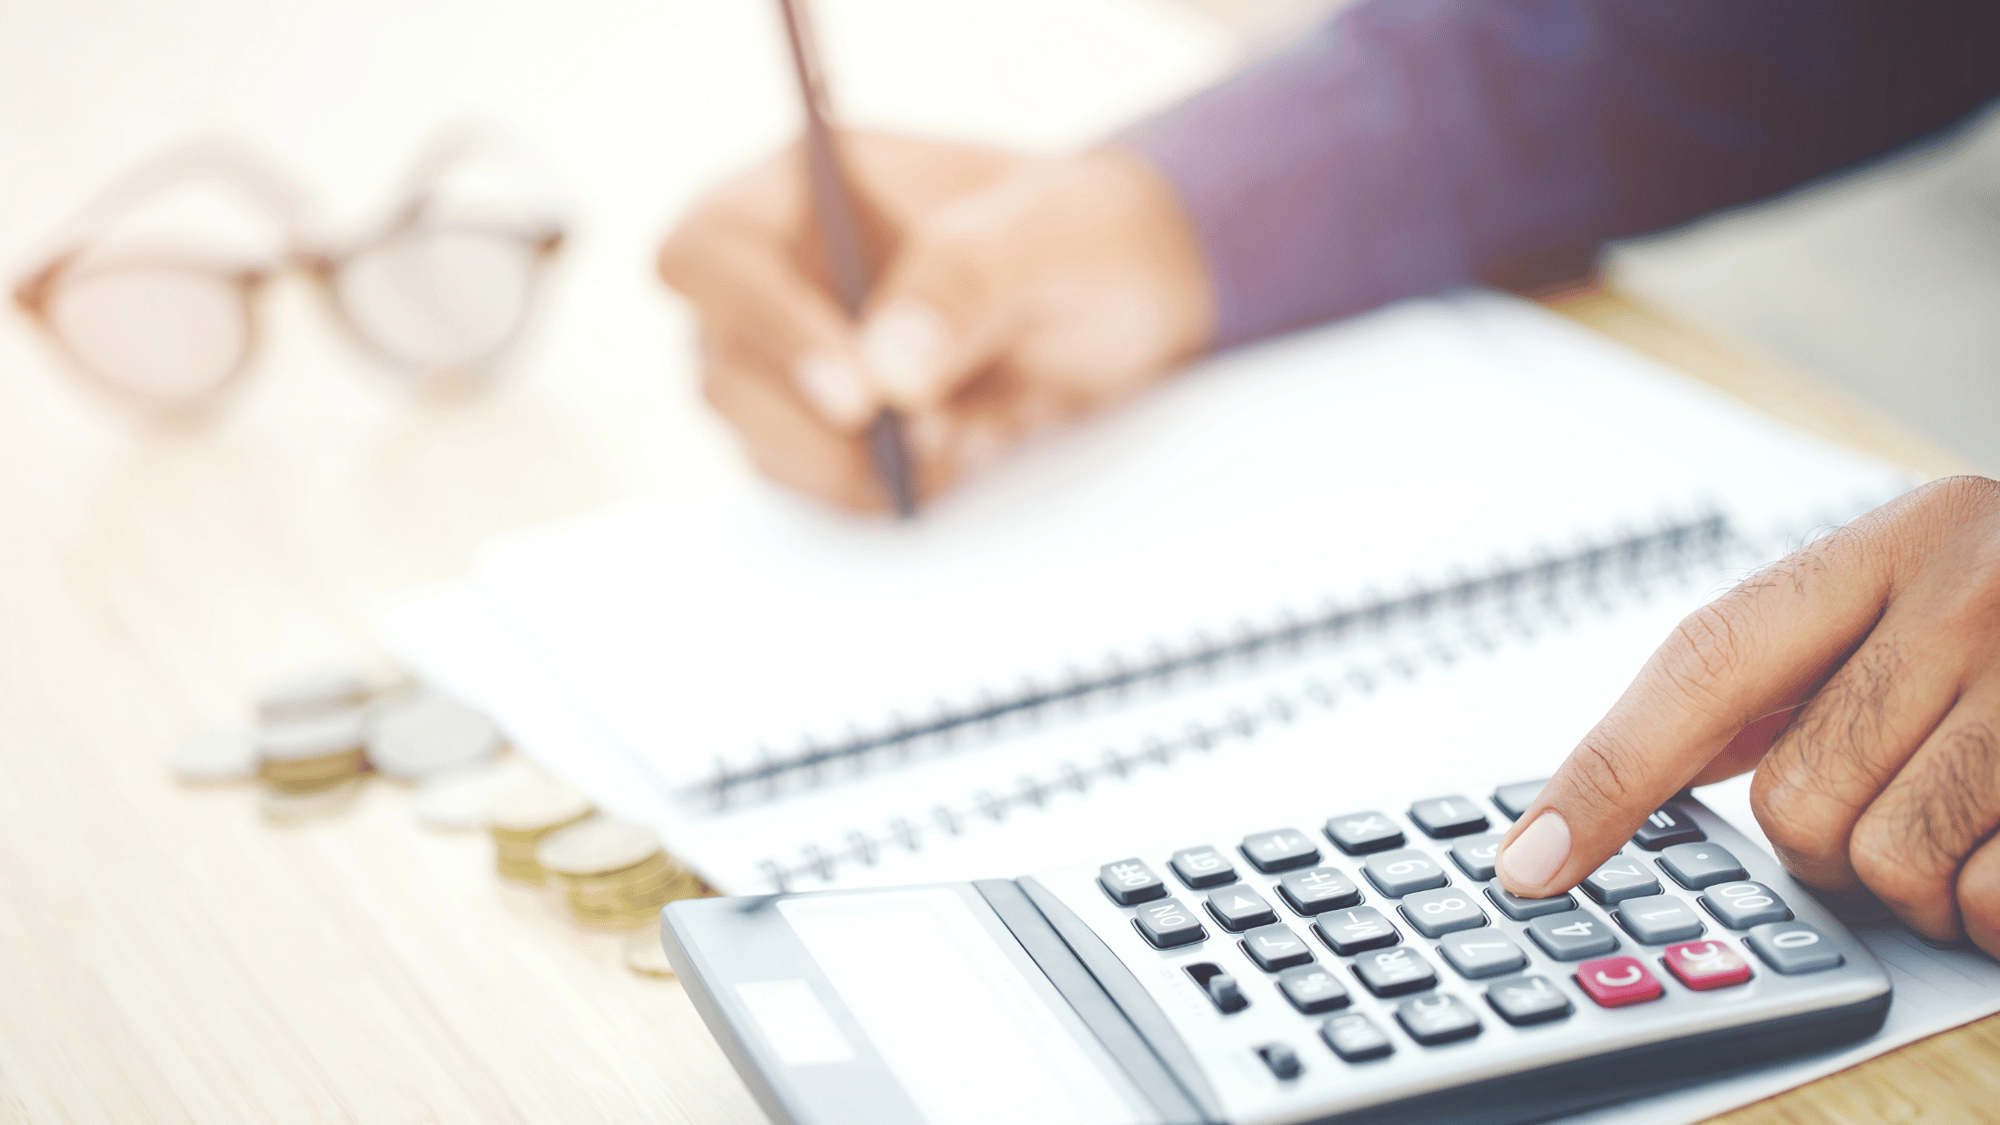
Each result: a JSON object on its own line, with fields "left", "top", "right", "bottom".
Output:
{"left": 2, "top": 0, "right": 1993, "bottom": 549}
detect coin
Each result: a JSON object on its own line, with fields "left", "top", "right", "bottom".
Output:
{"left": 412, "top": 758, "right": 534, "bottom": 830}
{"left": 171, "top": 730, "right": 258, "bottom": 783}
{"left": 255, "top": 665, "right": 370, "bottom": 723}
{"left": 537, "top": 818, "right": 662, "bottom": 877}
{"left": 487, "top": 779, "right": 593, "bottom": 883}
{"left": 623, "top": 922, "right": 677, "bottom": 979}
{"left": 257, "top": 708, "right": 369, "bottom": 793}
{"left": 367, "top": 693, "right": 502, "bottom": 780}
{"left": 260, "top": 777, "right": 366, "bottom": 823}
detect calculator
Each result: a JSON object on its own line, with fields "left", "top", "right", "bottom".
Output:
{"left": 661, "top": 782, "right": 1891, "bottom": 1125}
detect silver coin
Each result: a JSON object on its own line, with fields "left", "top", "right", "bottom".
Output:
{"left": 257, "top": 707, "right": 370, "bottom": 762}
{"left": 255, "top": 665, "right": 370, "bottom": 723}
{"left": 411, "top": 758, "right": 535, "bottom": 830}
{"left": 170, "top": 729, "right": 259, "bottom": 783}
{"left": 537, "top": 817, "right": 661, "bottom": 877}
{"left": 367, "top": 693, "right": 501, "bottom": 780}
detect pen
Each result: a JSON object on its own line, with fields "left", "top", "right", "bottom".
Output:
{"left": 775, "top": 0, "right": 919, "bottom": 518}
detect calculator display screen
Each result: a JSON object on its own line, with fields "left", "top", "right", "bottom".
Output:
{"left": 778, "top": 889, "right": 1150, "bottom": 1125}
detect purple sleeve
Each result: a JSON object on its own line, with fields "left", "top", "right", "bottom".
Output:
{"left": 1126, "top": 0, "right": 2000, "bottom": 349}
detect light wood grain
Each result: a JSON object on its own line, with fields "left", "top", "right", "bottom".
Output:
{"left": 0, "top": 290, "right": 1991, "bottom": 1124}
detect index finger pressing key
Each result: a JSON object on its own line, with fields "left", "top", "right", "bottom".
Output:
{"left": 1496, "top": 524, "right": 1894, "bottom": 898}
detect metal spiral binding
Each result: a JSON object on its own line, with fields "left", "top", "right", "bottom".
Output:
{"left": 743, "top": 513, "right": 1736, "bottom": 892}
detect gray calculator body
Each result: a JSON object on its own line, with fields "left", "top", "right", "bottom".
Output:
{"left": 662, "top": 791, "right": 1891, "bottom": 1125}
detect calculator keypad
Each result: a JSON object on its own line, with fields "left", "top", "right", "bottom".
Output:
{"left": 1069, "top": 781, "right": 1879, "bottom": 1109}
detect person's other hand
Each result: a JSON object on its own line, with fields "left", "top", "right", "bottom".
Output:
{"left": 657, "top": 132, "right": 1213, "bottom": 511}
{"left": 1495, "top": 477, "right": 2000, "bottom": 957}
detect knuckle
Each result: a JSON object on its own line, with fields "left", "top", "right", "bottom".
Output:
{"left": 1561, "top": 727, "right": 1647, "bottom": 812}
{"left": 1748, "top": 763, "right": 1850, "bottom": 864}
{"left": 1959, "top": 856, "right": 2000, "bottom": 933}
{"left": 1652, "top": 602, "right": 1755, "bottom": 720}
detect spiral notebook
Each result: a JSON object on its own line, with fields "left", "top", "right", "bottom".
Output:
{"left": 377, "top": 290, "right": 1911, "bottom": 896}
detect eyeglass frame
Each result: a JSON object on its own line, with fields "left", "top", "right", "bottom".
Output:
{"left": 12, "top": 131, "right": 566, "bottom": 416}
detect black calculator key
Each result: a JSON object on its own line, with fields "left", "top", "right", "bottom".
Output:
{"left": 1321, "top": 1013, "right": 1393, "bottom": 1061}
{"left": 1135, "top": 898, "right": 1206, "bottom": 948}
{"left": 1243, "top": 923, "right": 1315, "bottom": 971}
{"left": 1256, "top": 1042, "right": 1303, "bottom": 1080}
{"left": 1437, "top": 930, "right": 1528, "bottom": 979}
{"left": 1631, "top": 804, "right": 1706, "bottom": 850}
{"left": 1353, "top": 945, "right": 1438, "bottom": 997}
{"left": 1240, "top": 828, "right": 1321, "bottom": 873}
{"left": 1582, "top": 855, "right": 1662, "bottom": 904}
{"left": 1491, "top": 779, "right": 1548, "bottom": 820}
{"left": 1325, "top": 811, "right": 1405, "bottom": 855}
{"left": 1399, "top": 887, "right": 1488, "bottom": 937}
{"left": 1397, "top": 994, "right": 1482, "bottom": 1045}
{"left": 1486, "top": 886, "right": 1577, "bottom": 921}
{"left": 1449, "top": 833, "right": 1504, "bottom": 881}
{"left": 1098, "top": 858, "right": 1167, "bottom": 905}
{"left": 1409, "top": 796, "right": 1489, "bottom": 839}
{"left": 1279, "top": 866, "right": 1362, "bottom": 914}
{"left": 1363, "top": 848, "right": 1449, "bottom": 897}
{"left": 1314, "top": 907, "right": 1401, "bottom": 955}
{"left": 1658, "top": 842, "right": 1747, "bottom": 889}
{"left": 1171, "top": 846, "right": 1238, "bottom": 889}
{"left": 1527, "top": 910, "right": 1620, "bottom": 961}
{"left": 1614, "top": 894, "right": 1706, "bottom": 944}
{"left": 1277, "top": 965, "right": 1351, "bottom": 1013}
{"left": 1700, "top": 881, "right": 1793, "bottom": 929}
{"left": 1207, "top": 886, "right": 1278, "bottom": 931}
{"left": 1747, "top": 921, "right": 1844, "bottom": 974}
{"left": 1485, "top": 974, "right": 1574, "bottom": 1025}
{"left": 1204, "top": 972, "right": 1248, "bottom": 1013}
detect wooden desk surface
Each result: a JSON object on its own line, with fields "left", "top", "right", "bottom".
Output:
{"left": 0, "top": 289, "right": 1990, "bottom": 1123}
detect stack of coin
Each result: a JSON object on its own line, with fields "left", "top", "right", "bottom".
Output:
{"left": 487, "top": 780, "right": 594, "bottom": 883}
{"left": 367, "top": 692, "right": 502, "bottom": 781}
{"left": 535, "top": 818, "right": 703, "bottom": 929}
{"left": 256, "top": 708, "right": 369, "bottom": 793}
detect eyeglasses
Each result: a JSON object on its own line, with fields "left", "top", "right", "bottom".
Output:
{"left": 13, "top": 129, "right": 565, "bottom": 416}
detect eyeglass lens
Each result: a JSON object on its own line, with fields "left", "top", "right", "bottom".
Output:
{"left": 333, "top": 228, "right": 540, "bottom": 376}
{"left": 47, "top": 266, "right": 250, "bottom": 406}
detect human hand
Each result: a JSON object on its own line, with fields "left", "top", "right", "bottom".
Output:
{"left": 1495, "top": 477, "right": 2000, "bottom": 957}
{"left": 657, "top": 132, "right": 1213, "bottom": 510}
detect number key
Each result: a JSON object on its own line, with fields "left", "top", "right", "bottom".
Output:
{"left": 1747, "top": 921, "right": 1844, "bottom": 975}
{"left": 1437, "top": 931, "right": 1528, "bottom": 979}
{"left": 1363, "top": 848, "right": 1449, "bottom": 897}
{"left": 1582, "top": 855, "right": 1661, "bottom": 904}
{"left": 1134, "top": 898, "right": 1206, "bottom": 948}
{"left": 1700, "top": 881, "right": 1792, "bottom": 930}
{"left": 1399, "top": 887, "right": 1487, "bottom": 937}
{"left": 1325, "top": 811, "right": 1404, "bottom": 855}
{"left": 1098, "top": 858, "right": 1166, "bottom": 905}
{"left": 1171, "top": 846, "right": 1238, "bottom": 889}
{"left": 1449, "top": 833, "right": 1504, "bottom": 881}
{"left": 1526, "top": 909, "right": 1619, "bottom": 961}
{"left": 1613, "top": 894, "right": 1705, "bottom": 944}
{"left": 1485, "top": 886, "right": 1576, "bottom": 921}
{"left": 1241, "top": 828, "right": 1320, "bottom": 873}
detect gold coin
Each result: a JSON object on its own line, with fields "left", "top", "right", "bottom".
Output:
{"left": 487, "top": 779, "right": 592, "bottom": 883}
{"left": 171, "top": 729, "right": 258, "bottom": 783}
{"left": 536, "top": 818, "right": 661, "bottom": 878}
{"left": 257, "top": 708, "right": 369, "bottom": 761}
{"left": 260, "top": 777, "right": 366, "bottom": 823}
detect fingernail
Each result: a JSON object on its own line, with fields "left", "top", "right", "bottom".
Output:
{"left": 792, "top": 350, "right": 873, "bottom": 428}
{"left": 860, "top": 299, "right": 950, "bottom": 408}
{"left": 1498, "top": 810, "right": 1570, "bottom": 891}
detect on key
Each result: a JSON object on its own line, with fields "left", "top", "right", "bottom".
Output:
{"left": 1098, "top": 858, "right": 1167, "bottom": 905}
{"left": 1575, "top": 956, "right": 1663, "bottom": 1007}
{"left": 1135, "top": 898, "right": 1206, "bottom": 948}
